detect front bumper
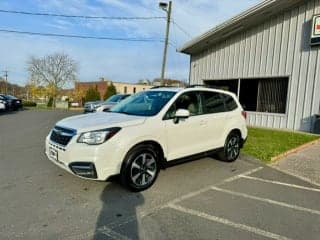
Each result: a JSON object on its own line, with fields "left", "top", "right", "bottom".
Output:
{"left": 83, "top": 109, "right": 96, "bottom": 113}
{"left": 45, "top": 134, "right": 124, "bottom": 181}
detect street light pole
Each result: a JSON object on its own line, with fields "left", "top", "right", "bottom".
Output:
{"left": 159, "top": 1, "right": 172, "bottom": 86}
{"left": 3, "top": 70, "right": 8, "bottom": 94}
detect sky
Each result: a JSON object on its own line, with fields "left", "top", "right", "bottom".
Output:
{"left": 0, "top": 0, "right": 261, "bottom": 86}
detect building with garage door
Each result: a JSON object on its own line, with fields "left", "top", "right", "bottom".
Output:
{"left": 179, "top": 0, "right": 320, "bottom": 133}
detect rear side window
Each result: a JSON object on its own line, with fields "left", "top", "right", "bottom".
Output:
{"left": 222, "top": 94, "right": 238, "bottom": 111}
{"left": 201, "top": 91, "right": 226, "bottom": 114}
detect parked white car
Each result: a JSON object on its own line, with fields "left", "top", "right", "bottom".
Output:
{"left": 46, "top": 87, "right": 247, "bottom": 191}
{"left": 0, "top": 101, "right": 5, "bottom": 110}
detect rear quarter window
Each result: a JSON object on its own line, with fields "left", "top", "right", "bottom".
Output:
{"left": 222, "top": 94, "right": 238, "bottom": 111}
{"left": 202, "top": 91, "right": 226, "bottom": 114}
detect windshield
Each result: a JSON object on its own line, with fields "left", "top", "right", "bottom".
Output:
{"left": 110, "top": 91, "right": 176, "bottom": 116}
{"left": 3, "top": 95, "right": 17, "bottom": 100}
{"left": 105, "top": 95, "right": 123, "bottom": 103}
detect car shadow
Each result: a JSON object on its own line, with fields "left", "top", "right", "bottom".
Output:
{"left": 94, "top": 181, "right": 144, "bottom": 240}
{"left": 0, "top": 110, "right": 18, "bottom": 115}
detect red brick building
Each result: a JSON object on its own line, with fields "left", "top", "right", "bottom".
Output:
{"left": 75, "top": 81, "right": 108, "bottom": 100}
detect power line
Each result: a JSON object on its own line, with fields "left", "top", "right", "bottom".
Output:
{"left": 0, "top": 9, "right": 165, "bottom": 20}
{"left": 172, "top": 20, "right": 193, "bottom": 39}
{"left": 0, "top": 28, "right": 165, "bottom": 42}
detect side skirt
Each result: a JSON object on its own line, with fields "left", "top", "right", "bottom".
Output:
{"left": 163, "top": 147, "right": 224, "bottom": 169}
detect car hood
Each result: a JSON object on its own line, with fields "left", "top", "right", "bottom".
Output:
{"left": 56, "top": 112, "right": 146, "bottom": 132}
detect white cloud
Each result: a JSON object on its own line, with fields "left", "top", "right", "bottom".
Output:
{"left": 0, "top": 0, "right": 261, "bottom": 86}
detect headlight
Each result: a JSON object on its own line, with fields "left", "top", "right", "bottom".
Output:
{"left": 96, "top": 106, "right": 103, "bottom": 112}
{"left": 77, "top": 127, "right": 121, "bottom": 145}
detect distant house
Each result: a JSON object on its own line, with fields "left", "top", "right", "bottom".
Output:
{"left": 152, "top": 78, "right": 187, "bottom": 87}
{"left": 74, "top": 78, "right": 153, "bottom": 100}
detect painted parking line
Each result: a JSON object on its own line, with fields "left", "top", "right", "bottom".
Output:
{"left": 98, "top": 226, "right": 131, "bottom": 240}
{"left": 65, "top": 226, "right": 130, "bottom": 240}
{"left": 210, "top": 186, "right": 320, "bottom": 215}
{"left": 270, "top": 167, "right": 320, "bottom": 187}
{"left": 168, "top": 203, "right": 292, "bottom": 240}
{"left": 240, "top": 175, "right": 320, "bottom": 192}
{"left": 65, "top": 167, "right": 265, "bottom": 240}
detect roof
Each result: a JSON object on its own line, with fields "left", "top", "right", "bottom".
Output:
{"left": 179, "top": 0, "right": 305, "bottom": 55}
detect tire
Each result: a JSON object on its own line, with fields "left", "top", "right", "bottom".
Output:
{"left": 120, "top": 144, "right": 159, "bottom": 192}
{"left": 218, "top": 132, "right": 241, "bottom": 162}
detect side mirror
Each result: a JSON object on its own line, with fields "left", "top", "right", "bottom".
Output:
{"left": 174, "top": 109, "right": 190, "bottom": 124}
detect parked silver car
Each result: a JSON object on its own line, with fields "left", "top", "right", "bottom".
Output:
{"left": 83, "top": 101, "right": 103, "bottom": 113}
{"left": 84, "top": 94, "right": 130, "bottom": 113}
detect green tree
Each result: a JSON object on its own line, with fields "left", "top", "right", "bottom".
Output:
{"left": 103, "top": 82, "right": 117, "bottom": 100}
{"left": 84, "top": 86, "right": 101, "bottom": 102}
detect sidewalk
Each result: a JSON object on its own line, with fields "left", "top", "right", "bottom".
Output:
{"left": 271, "top": 140, "right": 320, "bottom": 186}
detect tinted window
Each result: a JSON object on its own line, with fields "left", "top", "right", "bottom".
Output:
{"left": 5, "top": 95, "right": 18, "bottom": 100}
{"left": 165, "top": 92, "right": 201, "bottom": 119}
{"left": 106, "top": 95, "right": 123, "bottom": 103}
{"left": 202, "top": 91, "right": 226, "bottom": 114}
{"left": 222, "top": 94, "right": 238, "bottom": 111}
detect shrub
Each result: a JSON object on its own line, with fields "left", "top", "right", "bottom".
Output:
{"left": 103, "top": 82, "right": 117, "bottom": 100}
{"left": 85, "top": 86, "right": 101, "bottom": 102}
{"left": 22, "top": 101, "right": 37, "bottom": 107}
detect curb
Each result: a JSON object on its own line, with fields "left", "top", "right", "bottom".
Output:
{"left": 270, "top": 139, "right": 320, "bottom": 163}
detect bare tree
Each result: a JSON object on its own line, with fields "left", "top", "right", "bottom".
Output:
{"left": 27, "top": 53, "right": 77, "bottom": 108}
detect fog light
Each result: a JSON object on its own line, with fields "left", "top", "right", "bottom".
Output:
{"left": 69, "top": 162, "right": 97, "bottom": 179}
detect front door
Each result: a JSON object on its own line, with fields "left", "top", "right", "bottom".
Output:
{"left": 163, "top": 91, "right": 207, "bottom": 160}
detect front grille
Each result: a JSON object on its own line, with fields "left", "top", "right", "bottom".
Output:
{"left": 50, "top": 126, "right": 76, "bottom": 146}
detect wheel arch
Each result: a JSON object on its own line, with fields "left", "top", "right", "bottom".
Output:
{"left": 120, "top": 140, "right": 166, "bottom": 172}
{"left": 227, "top": 128, "right": 245, "bottom": 148}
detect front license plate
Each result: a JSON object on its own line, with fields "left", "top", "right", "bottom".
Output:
{"left": 49, "top": 147, "right": 58, "bottom": 162}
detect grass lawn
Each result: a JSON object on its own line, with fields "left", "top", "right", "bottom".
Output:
{"left": 242, "top": 127, "right": 320, "bottom": 162}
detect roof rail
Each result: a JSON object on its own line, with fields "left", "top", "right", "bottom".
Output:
{"left": 150, "top": 86, "right": 180, "bottom": 89}
{"left": 186, "top": 84, "right": 208, "bottom": 88}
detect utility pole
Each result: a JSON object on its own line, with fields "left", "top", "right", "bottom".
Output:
{"left": 159, "top": 1, "right": 172, "bottom": 86}
{"left": 3, "top": 70, "right": 8, "bottom": 94}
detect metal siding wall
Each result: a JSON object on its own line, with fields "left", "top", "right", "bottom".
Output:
{"left": 189, "top": 0, "right": 320, "bottom": 131}
{"left": 310, "top": 0, "right": 320, "bottom": 129}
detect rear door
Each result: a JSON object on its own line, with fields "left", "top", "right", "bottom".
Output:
{"left": 199, "top": 91, "right": 229, "bottom": 150}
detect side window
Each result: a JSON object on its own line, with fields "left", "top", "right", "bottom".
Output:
{"left": 165, "top": 92, "right": 201, "bottom": 119}
{"left": 202, "top": 91, "right": 226, "bottom": 114}
{"left": 222, "top": 94, "right": 238, "bottom": 111}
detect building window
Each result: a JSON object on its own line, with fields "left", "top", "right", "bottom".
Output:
{"left": 124, "top": 86, "right": 127, "bottom": 94}
{"left": 240, "top": 78, "right": 288, "bottom": 114}
{"left": 133, "top": 87, "right": 136, "bottom": 93}
{"left": 204, "top": 79, "right": 238, "bottom": 95}
{"left": 205, "top": 77, "right": 288, "bottom": 114}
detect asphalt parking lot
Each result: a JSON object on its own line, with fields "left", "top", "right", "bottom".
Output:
{"left": 1, "top": 110, "right": 320, "bottom": 240}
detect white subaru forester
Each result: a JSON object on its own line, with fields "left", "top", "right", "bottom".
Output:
{"left": 46, "top": 87, "right": 247, "bottom": 191}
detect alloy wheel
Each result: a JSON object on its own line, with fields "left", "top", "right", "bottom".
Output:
{"left": 130, "top": 153, "right": 157, "bottom": 187}
{"left": 226, "top": 136, "right": 240, "bottom": 160}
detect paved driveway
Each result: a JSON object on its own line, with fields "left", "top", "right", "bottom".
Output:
{"left": 0, "top": 110, "right": 319, "bottom": 240}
